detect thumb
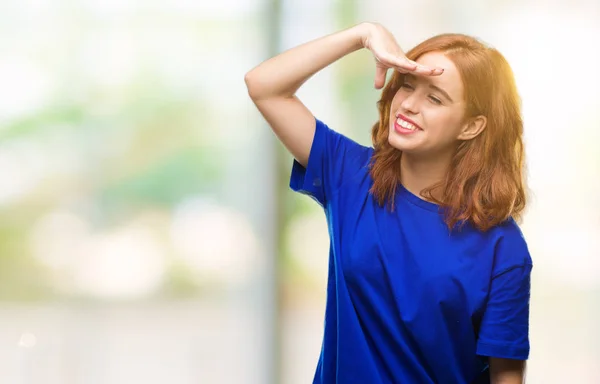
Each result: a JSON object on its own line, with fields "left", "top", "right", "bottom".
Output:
{"left": 374, "top": 66, "right": 388, "bottom": 89}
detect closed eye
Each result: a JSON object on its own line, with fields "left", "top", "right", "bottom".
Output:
{"left": 401, "top": 83, "right": 442, "bottom": 105}
{"left": 429, "top": 96, "right": 442, "bottom": 105}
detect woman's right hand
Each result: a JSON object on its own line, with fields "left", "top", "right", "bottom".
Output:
{"left": 246, "top": 22, "right": 433, "bottom": 167}
{"left": 360, "top": 22, "right": 444, "bottom": 89}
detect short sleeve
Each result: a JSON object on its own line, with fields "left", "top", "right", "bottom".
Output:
{"left": 476, "top": 225, "right": 533, "bottom": 360}
{"left": 289, "top": 118, "right": 368, "bottom": 207}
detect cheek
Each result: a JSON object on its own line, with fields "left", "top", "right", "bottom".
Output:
{"left": 390, "top": 91, "right": 404, "bottom": 110}
{"left": 431, "top": 112, "right": 454, "bottom": 128}
{"left": 426, "top": 113, "right": 464, "bottom": 140}
{"left": 432, "top": 116, "right": 461, "bottom": 143}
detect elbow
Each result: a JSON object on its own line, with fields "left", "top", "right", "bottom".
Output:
{"left": 244, "top": 70, "right": 253, "bottom": 89}
{"left": 245, "top": 70, "right": 284, "bottom": 101}
{"left": 244, "top": 71, "right": 262, "bottom": 100}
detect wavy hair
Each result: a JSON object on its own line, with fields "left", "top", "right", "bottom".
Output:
{"left": 369, "top": 33, "right": 527, "bottom": 232}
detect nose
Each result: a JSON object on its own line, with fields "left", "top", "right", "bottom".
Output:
{"left": 399, "top": 92, "right": 420, "bottom": 115}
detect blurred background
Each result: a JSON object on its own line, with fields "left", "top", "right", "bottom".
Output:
{"left": 0, "top": 0, "right": 598, "bottom": 383}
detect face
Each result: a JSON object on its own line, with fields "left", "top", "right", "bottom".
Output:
{"left": 388, "top": 51, "right": 470, "bottom": 157}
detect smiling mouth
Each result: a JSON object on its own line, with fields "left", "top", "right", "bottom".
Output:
{"left": 396, "top": 117, "right": 418, "bottom": 131}
{"left": 393, "top": 113, "right": 422, "bottom": 133}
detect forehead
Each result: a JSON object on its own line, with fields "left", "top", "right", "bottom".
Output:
{"left": 409, "top": 52, "right": 464, "bottom": 100}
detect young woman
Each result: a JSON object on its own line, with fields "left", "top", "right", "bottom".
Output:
{"left": 245, "top": 22, "right": 532, "bottom": 384}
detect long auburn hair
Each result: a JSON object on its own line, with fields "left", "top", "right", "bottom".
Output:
{"left": 369, "top": 33, "right": 527, "bottom": 232}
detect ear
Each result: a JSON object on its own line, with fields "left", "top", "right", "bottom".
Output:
{"left": 457, "top": 115, "right": 487, "bottom": 141}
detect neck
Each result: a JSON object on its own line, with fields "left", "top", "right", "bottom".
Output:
{"left": 400, "top": 152, "right": 452, "bottom": 202}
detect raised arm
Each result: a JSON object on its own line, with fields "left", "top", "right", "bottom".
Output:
{"left": 244, "top": 22, "right": 443, "bottom": 167}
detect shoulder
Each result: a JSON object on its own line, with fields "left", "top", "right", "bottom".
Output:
{"left": 318, "top": 119, "right": 372, "bottom": 155}
{"left": 489, "top": 218, "right": 533, "bottom": 276}
{"left": 493, "top": 218, "right": 530, "bottom": 254}
{"left": 317, "top": 118, "right": 374, "bottom": 174}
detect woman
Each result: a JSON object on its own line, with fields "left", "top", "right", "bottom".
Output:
{"left": 245, "top": 22, "right": 532, "bottom": 384}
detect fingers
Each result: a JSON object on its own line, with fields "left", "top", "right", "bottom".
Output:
{"left": 400, "top": 59, "right": 444, "bottom": 76}
{"left": 382, "top": 54, "right": 444, "bottom": 76}
{"left": 374, "top": 66, "right": 388, "bottom": 89}
{"left": 411, "top": 65, "right": 444, "bottom": 76}
{"left": 382, "top": 54, "right": 417, "bottom": 73}
{"left": 374, "top": 54, "right": 444, "bottom": 88}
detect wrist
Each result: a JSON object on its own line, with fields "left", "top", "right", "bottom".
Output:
{"left": 350, "top": 22, "right": 375, "bottom": 49}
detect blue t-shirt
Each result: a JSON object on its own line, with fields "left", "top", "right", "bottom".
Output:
{"left": 289, "top": 118, "right": 532, "bottom": 384}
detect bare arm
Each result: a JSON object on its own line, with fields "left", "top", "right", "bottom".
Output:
{"left": 489, "top": 357, "right": 526, "bottom": 384}
{"left": 244, "top": 22, "right": 443, "bottom": 167}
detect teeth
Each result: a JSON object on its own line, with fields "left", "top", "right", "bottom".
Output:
{"left": 397, "top": 117, "right": 416, "bottom": 130}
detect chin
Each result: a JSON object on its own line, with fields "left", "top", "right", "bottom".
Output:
{"left": 387, "top": 127, "right": 420, "bottom": 153}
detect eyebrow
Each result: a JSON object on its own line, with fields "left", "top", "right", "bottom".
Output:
{"left": 404, "top": 74, "right": 454, "bottom": 103}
